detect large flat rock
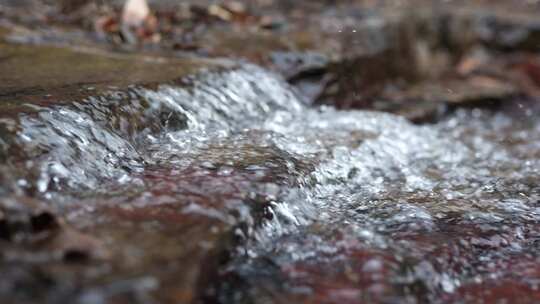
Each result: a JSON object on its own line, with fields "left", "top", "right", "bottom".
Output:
{"left": 0, "top": 26, "right": 217, "bottom": 106}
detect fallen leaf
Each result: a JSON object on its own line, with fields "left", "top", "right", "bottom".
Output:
{"left": 456, "top": 48, "right": 490, "bottom": 76}
{"left": 208, "top": 4, "right": 232, "bottom": 21}
{"left": 94, "top": 15, "right": 119, "bottom": 35}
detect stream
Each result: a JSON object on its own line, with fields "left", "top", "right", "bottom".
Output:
{"left": 0, "top": 64, "right": 539, "bottom": 303}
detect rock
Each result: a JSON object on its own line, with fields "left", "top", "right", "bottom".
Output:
{"left": 217, "top": 218, "right": 540, "bottom": 304}
{"left": 474, "top": 11, "right": 540, "bottom": 52}
{"left": 0, "top": 32, "right": 313, "bottom": 303}
{"left": 372, "top": 76, "right": 518, "bottom": 122}
{"left": 0, "top": 196, "right": 58, "bottom": 241}
{"left": 0, "top": 26, "right": 212, "bottom": 106}
{"left": 415, "top": 77, "right": 517, "bottom": 106}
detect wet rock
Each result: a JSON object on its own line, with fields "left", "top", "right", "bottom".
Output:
{"left": 270, "top": 51, "right": 328, "bottom": 81}
{"left": 373, "top": 76, "right": 519, "bottom": 122}
{"left": 0, "top": 44, "right": 313, "bottom": 303}
{"left": 473, "top": 11, "right": 540, "bottom": 52}
{"left": 0, "top": 196, "right": 58, "bottom": 241}
{"left": 218, "top": 216, "right": 540, "bottom": 303}
{"left": 0, "top": 195, "right": 109, "bottom": 266}
{"left": 47, "top": 228, "right": 110, "bottom": 262}
{"left": 407, "top": 77, "right": 517, "bottom": 106}
{"left": 0, "top": 26, "right": 216, "bottom": 105}
{"left": 4, "top": 155, "right": 310, "bottom": 303}
{"left": 0, "top": 27, "right": 233, "bottom": 195}
{"left": 368, "top": 98, "right": 445, "bottom": 124}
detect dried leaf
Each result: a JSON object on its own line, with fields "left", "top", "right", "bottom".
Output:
{"left": 208, "top": 4, "right": 232, "bottom": 21}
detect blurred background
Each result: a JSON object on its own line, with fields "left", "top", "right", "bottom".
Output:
{"left": 4, "top": 0, "right": 540, "bottom": 121}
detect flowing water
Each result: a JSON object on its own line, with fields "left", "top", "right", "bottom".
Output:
{"left": 0, "top": 64, "right": 539, "bottom": 303}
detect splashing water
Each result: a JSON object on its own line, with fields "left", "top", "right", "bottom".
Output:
{"left": 0, "top": 64, "right": 539, "bottom": 303}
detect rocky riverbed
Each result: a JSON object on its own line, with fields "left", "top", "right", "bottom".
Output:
{"left": 0, "top": 1, "right": 539, "bottom": 303}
